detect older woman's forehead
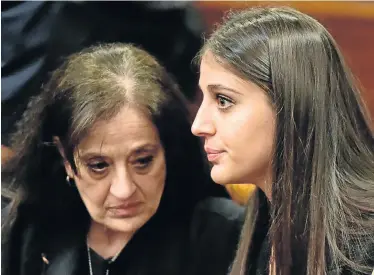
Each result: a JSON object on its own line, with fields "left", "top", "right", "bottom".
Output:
{"left": 77, "top": 106, "right": 161, "bottom": 153}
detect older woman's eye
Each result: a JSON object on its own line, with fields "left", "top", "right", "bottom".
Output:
{"left": 216, "top": 94, "right": 234, "bottom": 110}
{"left": 87, "top": 161, "right": 109, "bottom": 173}
{"left": 134, "top": 156, "right": 154, "bottom": 170}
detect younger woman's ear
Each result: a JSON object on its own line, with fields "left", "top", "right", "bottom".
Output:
{"left": 53, "top": 136, "right": 74, "bottom": 178}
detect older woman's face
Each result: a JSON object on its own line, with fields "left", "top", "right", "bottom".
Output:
{"left": 64, "top": 106, "right": 166, "bottom": 234}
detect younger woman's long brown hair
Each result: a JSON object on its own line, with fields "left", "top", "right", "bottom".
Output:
{"left": 197, "top": 6, "right": 374, "bottom": 275}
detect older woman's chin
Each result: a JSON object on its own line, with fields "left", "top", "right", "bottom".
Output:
{"left": 93, "top": 208, "right": 158, "bottom": 234}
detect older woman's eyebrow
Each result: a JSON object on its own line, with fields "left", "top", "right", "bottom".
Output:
{"left": 78, "top": 143, "right": 160, "bottom": 159}
{"left": 131, "top": 144, "right": 160, "bottom": 155}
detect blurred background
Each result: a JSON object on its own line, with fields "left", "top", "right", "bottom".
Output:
{"left": 2, "top": 1, "right": 374, "bottom": 205}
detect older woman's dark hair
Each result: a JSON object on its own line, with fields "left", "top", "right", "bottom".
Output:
{"left": 2, "top": 43, "right": 223, "bottom": 237}
{"left": 197, "top": 6, "right": 374, "bottom": 275}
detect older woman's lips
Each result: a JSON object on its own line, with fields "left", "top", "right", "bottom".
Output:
{"left": 108, "top": 202, "right": 143, "bottom": 217}
{"left": 204, "top": 147, "right": 225, "bottom": 162}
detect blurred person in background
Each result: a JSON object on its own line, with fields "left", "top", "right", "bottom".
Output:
{"left": 2, "top": 1, "right": 204, "bottom": 157}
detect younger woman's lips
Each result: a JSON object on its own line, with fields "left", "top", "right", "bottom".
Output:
{"left": 204, "top": 147, "right": 225, "bottom": 162}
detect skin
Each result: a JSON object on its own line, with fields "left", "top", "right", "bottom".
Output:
{"left": 58, "top": 106, "right": 166, "bottom": 258}
{"left": 1, "top": 145, "right": 14, "bottom": 165}
{"left": 192, "top": 51, "right": 276, "bottom": 199}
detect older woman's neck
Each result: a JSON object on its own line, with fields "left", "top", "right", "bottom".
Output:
{"left": 87, "top": 221, "right": 134, "bottom": 259}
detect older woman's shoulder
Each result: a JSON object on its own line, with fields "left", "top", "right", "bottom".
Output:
{"left": 187, "top": 197, "right": 245, "bottom": 275}
{"left": 190, "top": 196, "right": 245, "bottom": 248}
{"left": 194, "top": 196, "right": 245, "bottom": 223}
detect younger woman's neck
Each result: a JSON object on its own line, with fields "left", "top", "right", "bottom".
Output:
{"left": 253, "top": 170, "right": 273, "bottom": 202}
{"left": 87, "top": 221, "right": 134, "bottom": 259}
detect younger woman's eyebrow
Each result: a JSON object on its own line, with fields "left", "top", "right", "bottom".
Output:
{"left": 207, "top": 84, "right": 243, "bottom": 95}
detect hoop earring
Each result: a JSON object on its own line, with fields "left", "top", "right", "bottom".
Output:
{"left": 66, "top": 175, "right": 74, "bottom": 186}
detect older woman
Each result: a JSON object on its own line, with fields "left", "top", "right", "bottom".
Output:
{"left": 1, "top": 43, "right": 244, "bottom": 275}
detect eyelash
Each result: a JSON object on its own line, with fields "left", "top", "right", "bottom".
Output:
{"left": 133, "top": 156, "right": 154, "bottom": 170}
{"left": 215, "top": 94, "right": 234, "bottom": 110}
{"left": 87, "top": 161, "right": 108, "bottom": 174}
{"left": 86, "top": 156, "right": 154, "bottom": 174}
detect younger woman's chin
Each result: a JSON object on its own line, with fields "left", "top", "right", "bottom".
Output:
{"left": 210, "top": 169, "right": 235, "bottom": 185}
{"left": 211, "top": 168, "right": 253, "bottom": 186}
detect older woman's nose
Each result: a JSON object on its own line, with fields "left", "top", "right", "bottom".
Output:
{"left": 110, "top": 167, "right": 136, "bottom": 200}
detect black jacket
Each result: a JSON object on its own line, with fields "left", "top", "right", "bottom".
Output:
{"left": 2, "top": 197, "right": 244, "bottom": 275}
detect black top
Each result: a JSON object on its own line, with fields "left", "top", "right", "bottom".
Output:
{"left": 87, "top": 248, "right": 110, "bottom": 275}
{"left": 2, "top": 197, "right": 245, "bottom": 275}
{"left": 245, "top": 191, "right": 271, "bottom": 275}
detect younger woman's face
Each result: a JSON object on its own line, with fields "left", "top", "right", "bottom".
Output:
{"left": 62, "top": 106, "right": 166, "bottom": 235}
{"left": 192, "top": 51, "right": 276, "bottom": 189}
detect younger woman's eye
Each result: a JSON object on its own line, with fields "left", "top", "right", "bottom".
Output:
{"left": 134, "top": 156, "right": 154, "bottom": 170}
{"left": 216, "top": 94, "right": 234, "bottom": 110}
{"left": 87, "top": 161, "right": 109, "bottom": 173}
